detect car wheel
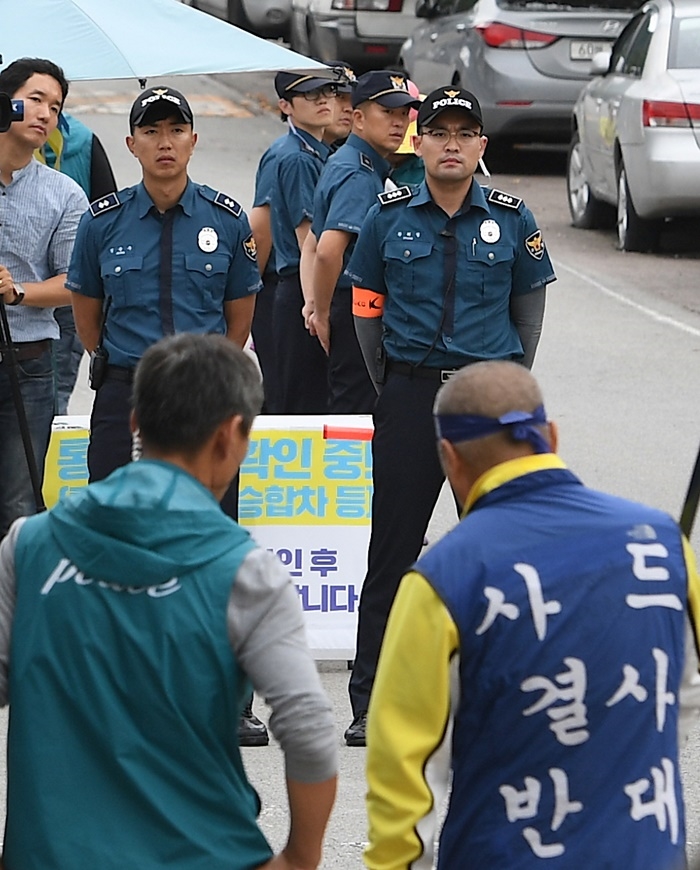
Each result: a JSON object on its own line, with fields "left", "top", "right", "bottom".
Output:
{"left": 567, "top": 132, "right": 614, "bottom": 230}
{"left": 616, "top": 162, "right": 661, "bottom": 253}
{"left": 290, "top": 13, "right": 309, "bottom": 55}
{"left": 228, "top": 0, "right": 252, "bottom": 29}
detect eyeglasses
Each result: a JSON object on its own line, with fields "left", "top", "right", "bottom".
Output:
{"left": 421, "top": 128, "right": 482, "bottom": 144}
{"left": 295, "top": 85, "right": 338, "bottom": 102}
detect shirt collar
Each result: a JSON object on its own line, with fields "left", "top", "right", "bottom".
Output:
{"left": 0, "top": 156, "right": 39, "bottom": 188}
{"left": 463, "top": 454, "right": 568, "bottom": 515}
{"left": 346, "top": 133, "right": 391, "bottom": 179}
{"left": 408, "top": 178, "right": 489, "bottom": 214}
{"left": 135, "top": 178, "right": 195, "bottom": 218}
{"left": 289, "top": 124, "right": 330, "bottom": 160}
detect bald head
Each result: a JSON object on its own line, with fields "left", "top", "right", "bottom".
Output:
{"left": 433, "top": 362, "right": 554, "bottom": 495}
{"left": 435, "top": 360, "right": 544, "bottom": 420}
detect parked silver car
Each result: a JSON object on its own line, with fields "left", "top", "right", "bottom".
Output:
{"left": 399, "top": 0, "right": 639, "bottom": 145}
{"left": 290, "top": 0, "right": 418, "bottom": 71}
{"left": 181, "top": 0, "right": 292, "bottom": 39}
{"left": 567, "top": 0, "right": 700, "bottom": 251}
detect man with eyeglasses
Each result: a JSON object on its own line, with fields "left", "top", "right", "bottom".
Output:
{"left": 269, "top": 72, "right": 337, "bottom": 414}
{"left": 344, "top": 87, "right": 556, "bottom": 747}
{"left": 250, "top": 65, "right": 354, "bottom": 416}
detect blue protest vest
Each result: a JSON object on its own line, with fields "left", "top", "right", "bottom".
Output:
{"left": 5, "top": 461, "right": 273, "bottom": 870}
{"left": 418, "top": 466, "right": 688, "bottom": 869}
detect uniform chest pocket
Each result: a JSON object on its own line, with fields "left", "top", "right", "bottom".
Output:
{"left": 100, "top": 256, "right": 143, "bottom": 307}
{"left": 467, "top": 243, "right": 514, "bottom": 268}
{"left": 184, "top": 253, "right": 230, "bottom": 310}
{"left": 384, "top": 240, "right": 434, "bottom": 296}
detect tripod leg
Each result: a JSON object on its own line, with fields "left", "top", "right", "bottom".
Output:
{"left": 0, "top": 300, "right": 47, "bottom": 516}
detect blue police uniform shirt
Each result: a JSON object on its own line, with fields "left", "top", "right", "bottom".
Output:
{"left": 253, "top": 133, "right": 286, "bottom": 277}
{"left": 270, "top": 126, "right": 330, "bottom": 276}
{"left": 311, "top": 133, "right": 392, "bottom": 293}
{"left": 347, "top": 181, "right": 556, "bottom": 367}
{"left": 67, "top": 180, "right": 261, "bottom": 369}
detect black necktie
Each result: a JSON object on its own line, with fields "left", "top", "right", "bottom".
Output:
{"left": 159, "top": 208, "right": 176, "bottom": 335}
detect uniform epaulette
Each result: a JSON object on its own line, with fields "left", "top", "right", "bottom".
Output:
{"left": 213, "top": 191, "right": 243, "bottom": 217}
{"left": 359, "top": 152, "right": 374, "bottom": 172}
{"left": 89, "top": 192, "right": 120, "bottom": 217}
{"left": 378, "top": 186, "right": 414, "bottom": 207}
{"left": 487, "top": 188, "right": 523, "bottom": 210}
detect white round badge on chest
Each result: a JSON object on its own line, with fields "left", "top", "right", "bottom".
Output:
{"left": 479, "top": 220, "right": 501, "bottom": 243}
{"left": 198, "top": 227, "right": 219, "bottom": 253}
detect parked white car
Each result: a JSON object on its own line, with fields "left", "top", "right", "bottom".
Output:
{"left": 181, "top": 0, "right": 292, "bottom": 39}
{"left": 290, "top": 0, "right": 418, "bottom": 71}
{"left": 567, "top": 0, "right": 700, "bottom": 252}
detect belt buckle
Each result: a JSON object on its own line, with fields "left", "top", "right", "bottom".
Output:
{"left": 441, "top": 369, "right": 456, "bottom": 383}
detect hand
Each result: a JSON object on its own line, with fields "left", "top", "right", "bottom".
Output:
{"left": 301, "top": 300, "right": 316, "bottom": 334}
{"left": 0, "top": 265, "right": 17, "bottom": 305}
{"left": 256, "top": 852, "right": 319, "bottom": 870}
{"left": 309, "top": 311, "right": 330, "bottom": 355}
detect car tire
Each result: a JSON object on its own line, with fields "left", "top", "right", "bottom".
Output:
{"left": 290, "top": 13, "right": 309, "bottom": 55}
{"left": 617, "top": 162, "right": 661, "bottom": 253}
{"left": 567, "top": 132, "right": 614, "bottom": 230}
{"left": 228, "top": 0, "right": 252, "bottom": 29}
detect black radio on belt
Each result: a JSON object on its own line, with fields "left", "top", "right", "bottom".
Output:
{"left": 88, "top": 345, "right": 109, "bottom": 391}
{"left": 89, "top": 297, "right": 112, "bottom": 391}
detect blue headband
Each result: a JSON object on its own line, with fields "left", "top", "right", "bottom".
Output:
{"left": 434, "top": 404, "right": 550, "bottom": 454}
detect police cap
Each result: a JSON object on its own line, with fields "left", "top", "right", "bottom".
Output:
{"left": 417, "top": 86, "right": 483, "bottom": 129}
{"left": 328, "top": 62, "right": 357, "bottom": 94}
{"left": 130, "top": 86, "right": 194, "bottom": 130}
{"left": 351, "top": 70, "right": 423, "bottom": 110}
{"left": 274, "top": 72, "right": 335, "bottom": 98}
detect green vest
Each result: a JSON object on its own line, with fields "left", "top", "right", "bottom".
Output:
{"left": 5, "top": 461, "right": 273, "bottom": 870}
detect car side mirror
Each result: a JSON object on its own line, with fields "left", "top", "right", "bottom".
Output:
{"left": 591, "top": 49, "right": 612, "bottom": 76}
{"left": 416, "top": 0, "right": 439, "bottom": 19}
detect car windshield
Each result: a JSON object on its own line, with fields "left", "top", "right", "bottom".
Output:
{"left": 501, "top": 0, "right": 641, "bottom": 9}
{"left": 669, "top": 16, "right": 700, "bottom": 68}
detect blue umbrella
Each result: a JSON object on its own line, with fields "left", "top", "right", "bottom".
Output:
{"left": 0, "top": 0, "right": 327, "bottom": 81}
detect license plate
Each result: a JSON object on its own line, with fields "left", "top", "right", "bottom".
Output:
{"left": 569, "top": 39, "right": 609, "bottom": 61}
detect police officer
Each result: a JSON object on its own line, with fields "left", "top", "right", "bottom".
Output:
{"left": 323, "top": 63, "right": 356, "bottom": 151}
{"left": 68, "top": 86, "right": 260, "bottom": 481}
{"left": 68, "top": 85, "right": 266, "bottom": 746}
{"left": 269, "top": 71, "right": 339, "bottom": 414}
{"left": 250, "top": 65, "right": 354, "bottom": 414}
{"left": 304, "top": 70, "right": 421, "bottom": 414}
{"left": 345, "top": 87, "right": 557, "bottom": 746}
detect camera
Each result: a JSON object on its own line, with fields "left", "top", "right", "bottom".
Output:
{"left": 0, "top": 95, "right": 24, "bottom": 133}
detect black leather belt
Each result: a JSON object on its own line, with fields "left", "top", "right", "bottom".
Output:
{"left": 104, "top": 364, "right": 135, "bottom": 384}
{"left": 388, "top": 361, "right": 461, "bottom": 383}
{"left": 0, "top": 338, "right": 51, "bottom": 365}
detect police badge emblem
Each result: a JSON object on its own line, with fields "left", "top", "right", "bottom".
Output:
{"left": 198, "top": 227, "right": 218, "bottom": 252}
{"left": 479, "top": 220, "right": 501, "bottom": 243}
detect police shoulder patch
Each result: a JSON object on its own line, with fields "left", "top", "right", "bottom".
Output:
{"left": 359, "top": 152, "right": 374, "bottom": 171}
{"left": 487, "top": 188, "right": 523, "bottom": 210}
{"left": 214, "top": 192, "right": 243, "bottom": 217}
{"left": 243, "top": 234, "right": 257, "bottom": 262}
{"left": 525, "top": 229, "right": 545, "bottom": 260}
{"left": 89, "top": 192, "right": 121, "bottom": 217}
{"left": 378, "top": 186, "right": 414, "bottom": 207}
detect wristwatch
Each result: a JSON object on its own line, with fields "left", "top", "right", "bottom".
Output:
{"left": 8, "top": 283, "right": 25, "bottom": 306}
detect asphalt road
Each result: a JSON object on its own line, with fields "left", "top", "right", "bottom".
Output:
{"left": 1, "top": 70, "right": 699, "bottom": 867}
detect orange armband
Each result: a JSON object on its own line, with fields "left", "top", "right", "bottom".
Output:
{"left": 352, "top": 286, "right": 384, "bottom": 318}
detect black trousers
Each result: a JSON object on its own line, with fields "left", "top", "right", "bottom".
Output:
{"left": 273, "top": 272, "right": 329, "bottom": 414}
{"left": 87, "top": 376, "right": 239, "bottom": 519}
{"left": 328, "top": 288, "right": 377, "bottom": 414}
{"left": 251, "top": 271, "right": 279, "bottom": 414}
{"left": 349, "top": 370, "right": 458, "bottom": 716}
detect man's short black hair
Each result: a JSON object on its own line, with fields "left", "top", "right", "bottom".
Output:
{"left": 0, "top": 58, "right": 69, "bottom": 107}
{"left": 133, "top": 334, "right": 264, "bottom": 454}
